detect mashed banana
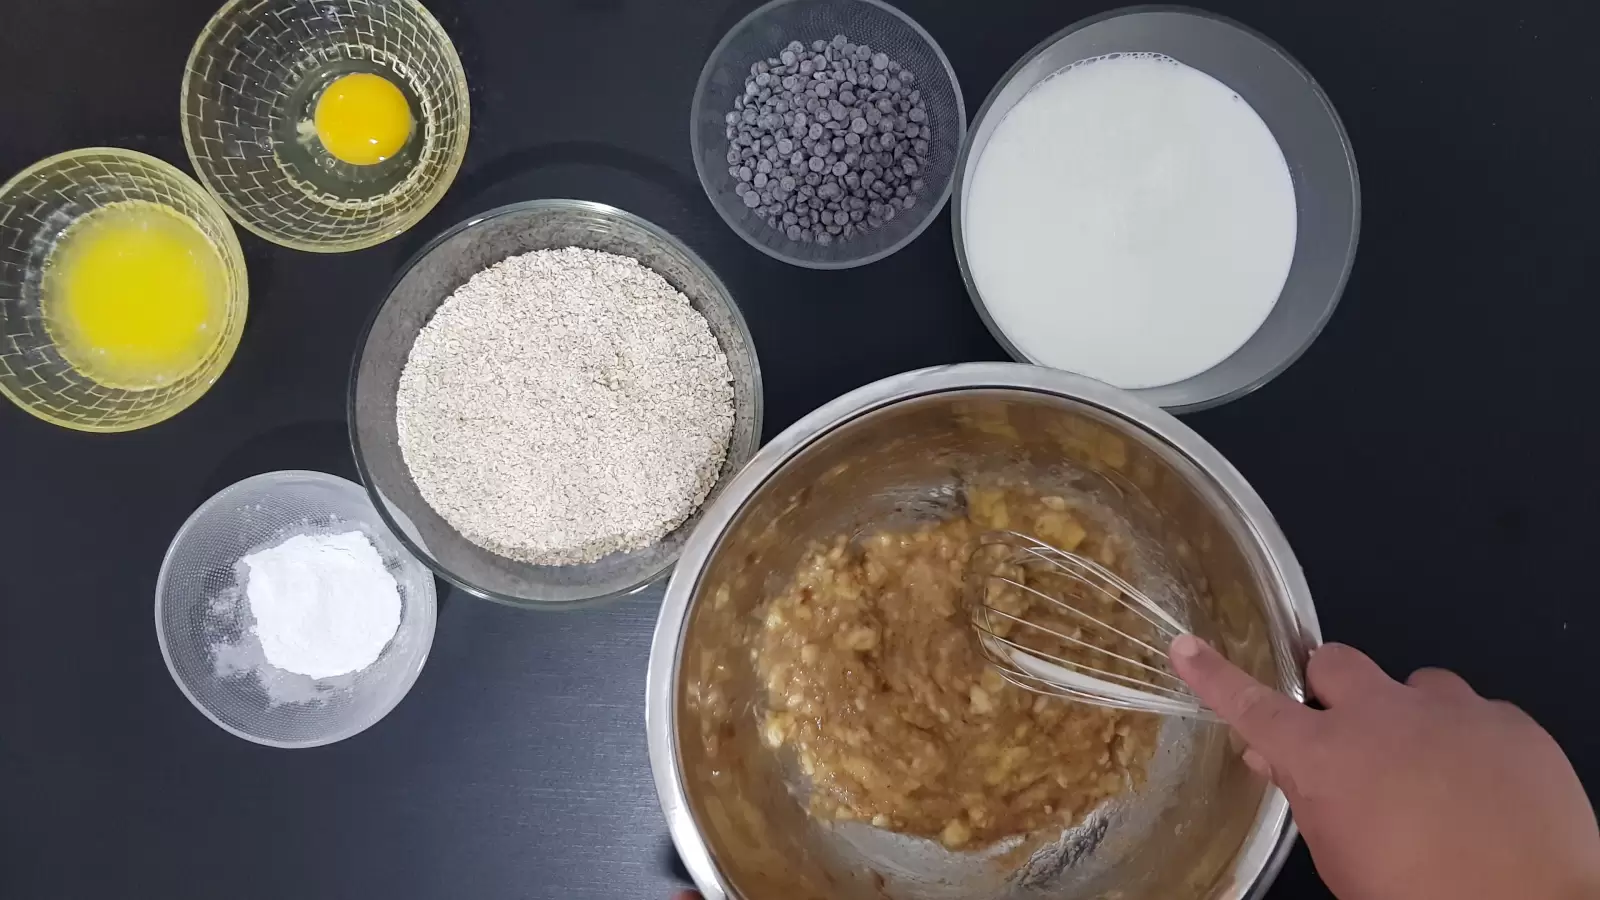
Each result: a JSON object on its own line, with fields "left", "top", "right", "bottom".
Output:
{"left": 754, "top": 485, "right": 1160, "bottom": 849}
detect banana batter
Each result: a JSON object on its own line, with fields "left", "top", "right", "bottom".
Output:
{"left": 755, "top": 485, "right": 1161, "bottom": 848}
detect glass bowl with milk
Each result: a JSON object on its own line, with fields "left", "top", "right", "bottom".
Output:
{"left": 954, "top": 7, "right": 1359, "bottom": 412}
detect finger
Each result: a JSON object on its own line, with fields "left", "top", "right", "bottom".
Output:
{"left": 1306, "top": 643, "right": 1394, "bottom": 707}
{"left": 1170, "top": 635, "right": 1318, "bottom": 761}
{"left": 1406, "top": 666, "right": 1478, "bottom": 700}
{"left": 1242, "top": 746, "right": 1308, "bottom": 805}
{"left": 671, "top": 892, "right": 702, "bottom": 900}
{"left": 1242, "top": 747, "right": 1273, "bottom": 779}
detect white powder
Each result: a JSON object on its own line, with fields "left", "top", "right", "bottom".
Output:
{"left": 241, "top": 531, "right": 402, "bottom": 679}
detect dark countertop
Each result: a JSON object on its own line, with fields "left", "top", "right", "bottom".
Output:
{"left": 2, "top": 0, "right": 1596, "bottom": 897}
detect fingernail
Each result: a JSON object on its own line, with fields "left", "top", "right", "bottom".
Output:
{"left": 1170, "top": 634, "right": 1205, "bottom": 660}
{"left": 1242, "top": 748, "right": 1271, "bottom": 778}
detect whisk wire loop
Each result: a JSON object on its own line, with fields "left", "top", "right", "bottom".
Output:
{"left": 968, "top": 530, "right": 1218, "bottom": 721}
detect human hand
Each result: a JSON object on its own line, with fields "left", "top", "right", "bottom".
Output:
{"left": 1170, "top": 635, "right": 1600, "bottom": 900}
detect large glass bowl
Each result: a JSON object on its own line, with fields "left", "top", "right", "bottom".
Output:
{"left": 349, "top": 200, "right": 764, "bottom": 608}
{"left": 953, "top": 7, "right": 1360, "bottom": 412}
{"left": 0, "top": 148, "right": 248, "bottom": 432}
{"left": 181, "top": 0, "right": 470, "bottom": 252}
{"left": 690, "top": 0, "right": 966, "bottom": 269}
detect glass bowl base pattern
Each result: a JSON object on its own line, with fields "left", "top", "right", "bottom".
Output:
{"left": 182, "top": 0, "right": 470, "bottom": 252}
{"left": 0, "top": 149, "right": 248, "bottom": 432}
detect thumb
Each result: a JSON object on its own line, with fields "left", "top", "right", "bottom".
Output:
{"left": 1170, "top": 635, "right": 1318, "bottom": 770}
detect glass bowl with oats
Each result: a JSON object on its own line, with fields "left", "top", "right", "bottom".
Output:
{"left": 648, "top": 363, "right": 1321, "bottom": 900}
{"left": 350, "top": 200, "right": 763, "bottom": 608}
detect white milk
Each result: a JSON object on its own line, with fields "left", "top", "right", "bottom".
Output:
{"left": 963, "top": 53, "right": 1297, "bottom": 389}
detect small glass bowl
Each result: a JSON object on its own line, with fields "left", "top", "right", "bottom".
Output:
{"left": 953, "top": 7, "right": 1360, "bottom": 412}
{"left": 0, "top": 148, "right": 248, "bottom": 432}
{"left": 181, "top": 0, "right": 470, "bottom": 252}
{"left": 156, "top": 471, "right": 437, "bottom": 748}
{"left": 690, "top": 0, "right": 966, "bottom": 269}
{"left": 349, "top": 199, "right": 764, "bottom": 609}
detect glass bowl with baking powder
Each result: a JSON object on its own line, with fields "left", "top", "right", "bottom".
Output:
{"left": 155, "top": 470, "right": 437, "bottom": 748}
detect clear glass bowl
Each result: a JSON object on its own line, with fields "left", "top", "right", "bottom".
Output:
{"left": 349, "top": 199, "right": 764, "bottom": 609}
{"left": 156, "top": 471, "right": 437, "bottom": 748}
{"left": 953, "top": 7, "right": 1361, "bottom": 412}
{"left": 181, "top": 0, "right": 470, "bottom": 252}
{"left": 690, "top": 0, "right": 966, "bottom": 269}
{"left": 0, "top": 148, "right": 249, "bottom": 432}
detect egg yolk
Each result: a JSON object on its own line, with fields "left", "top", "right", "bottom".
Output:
{"left": 313, "top": 73, "right": 414, "bottom": 166}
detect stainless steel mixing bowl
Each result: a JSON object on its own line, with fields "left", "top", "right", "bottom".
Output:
{"left": 648, "top": 363, "right": 1321, "bottom": 900}
{"left": 952, "top": 7, "right": 1360, "bottom": 412}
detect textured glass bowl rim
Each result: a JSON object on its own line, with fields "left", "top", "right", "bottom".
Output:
{"left": 0, "top": 147, "right": 249, "bottom": 433}
{"left": 689, "top": 0, "right": 968, "bottom": 270}
{"left": 950, "top": 4, "right": 1361, "bottom": 412}
{"left": 178, "top": 0, "right": 472, "bottom": 254}
{"left": 153, "top": 469, "right": 438, "bottom": 749}
{"left": 347, "top": 198, "right": 766, "bottom": 611}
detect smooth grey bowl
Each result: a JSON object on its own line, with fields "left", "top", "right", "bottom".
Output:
{"left": 953, "top": 6, "right": 1360, "bottom": 412}
{"left": 349, "top": 200, "right": 764, "bottom": 609}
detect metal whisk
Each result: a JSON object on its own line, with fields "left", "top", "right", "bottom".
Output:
{"left": 967, "top": 531, "right": 1217, "bottom": 720}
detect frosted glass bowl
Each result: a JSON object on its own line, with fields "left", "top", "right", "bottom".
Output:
{"left": 156, "top": 471, "right": 437, "bottom": 748}
{"left": 691, "top": 0, "right": 966, "bottom": 268}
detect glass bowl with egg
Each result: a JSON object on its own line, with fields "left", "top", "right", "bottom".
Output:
{"left": 181, "top": 0, "right": 470, "bottom": 253}
{"left": 953, "top": 7, "right": 1360, "bottom": 412}
{"left": 0, "top": 148, "right": 248, "bottom": 432}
